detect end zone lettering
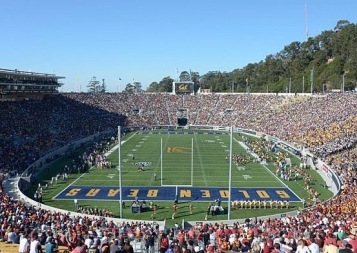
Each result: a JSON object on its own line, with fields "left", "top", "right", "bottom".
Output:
{"left": 60, "top": 186, "right": 299, "bottom": 201}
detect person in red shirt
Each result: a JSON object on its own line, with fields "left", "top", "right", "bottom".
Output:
{"left": 187, "top": 228, "right": 195, "bottom": 239}
{"left": 177, "top": 230, "right": 185, "bottom": 247}
{"left": 159, "top": 233, "right": 169, "bottom": 253}
{"left": 324, "top": 233, "right": 337, "bottom": 247}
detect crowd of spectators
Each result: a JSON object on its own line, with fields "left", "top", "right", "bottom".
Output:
{"left": 1, "top": 92, "right": 357, "bottom": 253}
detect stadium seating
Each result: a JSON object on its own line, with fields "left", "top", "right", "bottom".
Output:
{"left": 1, "top": 92, "right": 357, "bottom": 253}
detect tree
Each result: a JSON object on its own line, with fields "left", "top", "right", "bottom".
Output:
{"left": 141, "top": 20, "right": 357, "bottom": 93}
{"left": 334, "top": 20, "right": 350, "bottom": 32}
{"left": 87, "top": 76, "right": 101, "bottom": 93}
{"left": 158, "top": 77, "right": 174, "bottom": 92}
{"left": 179, "top": 71, "right": 191, "bottom": 82}
{"left": 133, "top": 82, "right": 143, "bottom": 93}
{"left": 146, "top": 82, "right": 160, "bottom": 92}
{"left": 100, "top": 79, "right": 106, "bottom": 93}
{"left": 124, "top": 83, "right": 135, "bottom": 93}
{"left": 190, "top": 72, "right": 200, "bottom": 92}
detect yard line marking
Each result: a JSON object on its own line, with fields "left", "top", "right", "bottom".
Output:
{"left": 242, "top": 175, "right": 252, "bottom": 180}
{"left": 194, "top": 135, "right": 209, "bottom": 187}
{"left": 151, "top": 134, "right": 171, "bottom": 186}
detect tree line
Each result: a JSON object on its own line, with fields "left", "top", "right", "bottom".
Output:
{"left": 89, "top": 20, "right": 357, "bottom": 94}
{"left": 146, "top": 20, "right": 357, "bottom": 94}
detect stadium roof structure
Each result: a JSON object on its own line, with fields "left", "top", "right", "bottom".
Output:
{"left": 0, "top": 68, "right": 65, "bottom": 79}
{"left": 0, "top": 68, "right": 65, "bottom": 96}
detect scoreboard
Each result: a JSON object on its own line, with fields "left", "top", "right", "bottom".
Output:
{"left": 172, "top": 82, "right": 194, "bottom": 95}
{"left": 177, "top": 117, "right": 188, "bottom": 126}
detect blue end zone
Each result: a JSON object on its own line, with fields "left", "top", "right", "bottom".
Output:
{"left": 55, "top": 186, "right": 301, "bottom": 202}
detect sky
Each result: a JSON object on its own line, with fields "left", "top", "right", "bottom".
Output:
{"left": 1, "top": 0, "right": 357, "bottom": 92}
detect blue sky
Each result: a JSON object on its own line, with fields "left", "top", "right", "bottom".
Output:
{"left": 1, "top": 0, "right": 356, "bottom": 92}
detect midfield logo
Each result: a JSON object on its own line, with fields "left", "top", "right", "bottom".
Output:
{"left": 167, "top": 147, "right": 192, "bottom": 153}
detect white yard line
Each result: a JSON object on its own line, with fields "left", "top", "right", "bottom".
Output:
{"left": 150, "top": 135, "right": 172, "bottom": 186}
{"left": 194, "top": 134, "right": 209, "bottom": 187}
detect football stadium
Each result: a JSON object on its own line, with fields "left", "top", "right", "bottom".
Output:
{"left": 1, "top": 66, "right": 356, "bottom": 253}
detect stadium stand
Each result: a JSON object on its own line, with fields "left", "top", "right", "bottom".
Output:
{"left": 1, "top": 92, "right": 357, "bottom": 253}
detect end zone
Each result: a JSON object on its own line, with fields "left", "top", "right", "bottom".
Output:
{"left": 54, "top": 186, "right": 301, "bottom": 202}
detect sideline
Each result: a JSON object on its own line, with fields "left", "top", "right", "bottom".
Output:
{"left": 53, "top": 132, "right": 137, "bottom": 199}
{"left": 236, "top": 139, "right": 302, "bottom": 202}
{"left": 104, "top": 132, "right": 137, "bottom": 156}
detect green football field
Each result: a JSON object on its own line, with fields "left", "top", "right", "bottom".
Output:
{"left": 83, "top": 132, "right": 285, "bottom": 188}
{"left": 34, "top": 130, "right": 332, "bottom": 224}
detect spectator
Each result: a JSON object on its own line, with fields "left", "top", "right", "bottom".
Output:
{"left": 88, "top": 241, "right": 100, "bottom": 253}
{"left": 123, "top": 241, "right": 134, "bottom": 253}
{"left": 18, "top": 233, "right": 30, "bottom": 253}
{"left": 29, "top": 234, "right": 42, "bottom": 253}
{"left": 45, "top": 237, "right": 58, "bottom": 253}
{"left": 72, "top": 240, "right": 87, "bottom": 253}
{"left": 323, "top": 240, "right": 338, "bottom": 253}
{"left": 110, "top": 239, "right": 120, "bottom": 253}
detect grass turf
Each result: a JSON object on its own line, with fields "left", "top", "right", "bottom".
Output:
{"left": 27, "top": 131, "right": 332, "bottom": 227}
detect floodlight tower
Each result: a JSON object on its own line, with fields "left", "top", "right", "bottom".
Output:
{"left": 305, "top": 0, "right": 309, "bottom": 41}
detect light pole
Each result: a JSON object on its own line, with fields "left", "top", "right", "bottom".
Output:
{"left": 118, "top": 126, "right": 123, "bottom": 218}
{"left": 228, "top": 126, "right": 233, "bottom": 220}
{"left": 246, "top": 78, "right": 249, "bottom": 93}
{"left": 310, "top": 68, "right": 314, "bottom": 94}
{"left": 118, "top": 78, "right": 122, "bottom": 93}
{"left": 342, "top": 73, "right": 345, "bottom": 93}
{"left": 76, "top": 77, "right": 79, "bottom": 92}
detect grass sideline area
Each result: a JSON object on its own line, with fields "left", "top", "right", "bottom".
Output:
{"left": 26, "top": 131, "right": 332, "bottom": 227}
